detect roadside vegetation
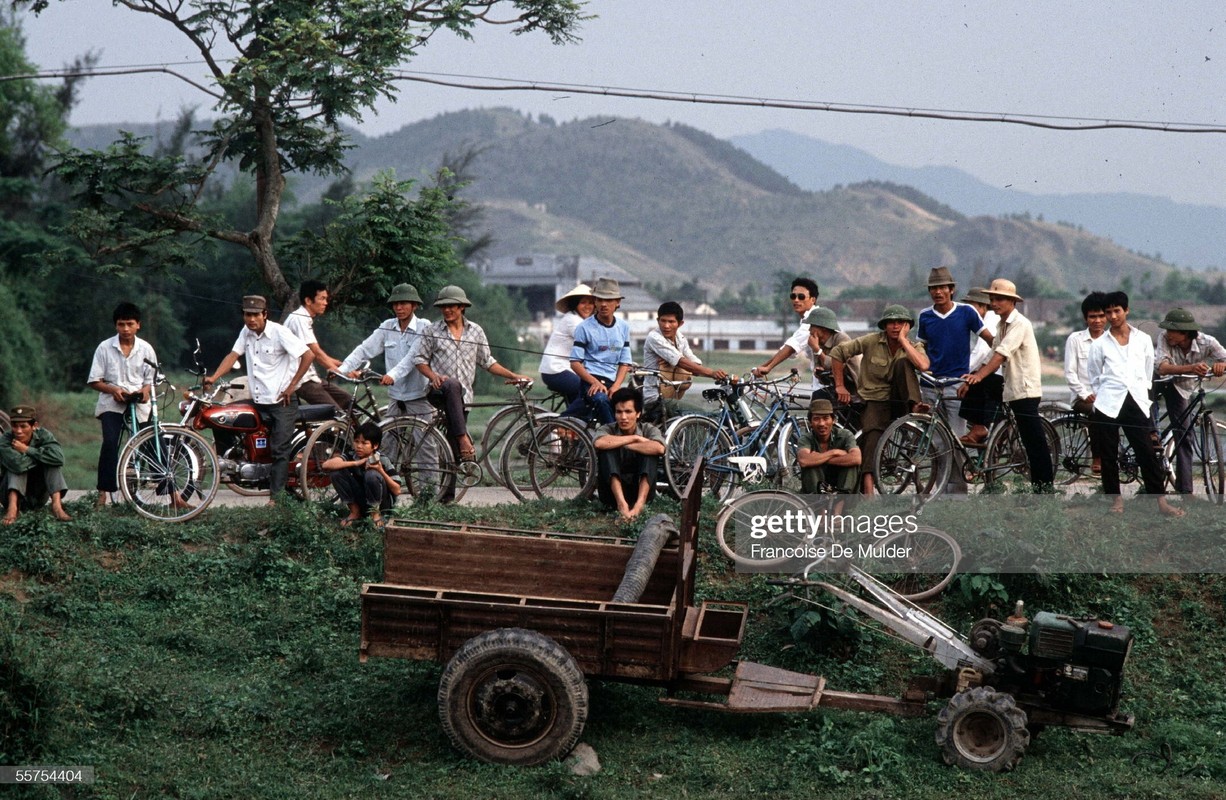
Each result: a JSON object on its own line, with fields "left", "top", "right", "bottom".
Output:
{"left": 2, "top": 480, "right": 1224, "bottom": 798}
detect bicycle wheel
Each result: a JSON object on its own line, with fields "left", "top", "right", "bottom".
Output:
{"left": 297, "top": 420, "right": 351, "bottom": 504}
{"left": 479, "top": 403, "right": 549, "bottom": 487}
{"left": 118, "top": 426, "right": 218, "bottom": 522}
{"left": 983, "top": 417, "right": 1060, "bottom": 490}
{"left": 380, "top": 417, "right": 457, "bottom": 504}
{"left": 663, "top": 415, "right": 735, "bottom": 499}
{"left": 1050, "top": 414, "right": 1093, "bottom": 485}
{"left": 500, "top": 418, "right": 596, "bottom": 502}
{"left": 860, "top": 526, "right": 961, "bottom": 601}
{"left": 874, "top": 414, "right": 953, "bottom": 496}
{"left": 1200, "top": 413, "right": 1225, "bottom": 502}
{"left": 713, "top": 489, "right": 815, "bottom": 570}
{"left": 773, "top": 416, "right": 806, "bottom": 494}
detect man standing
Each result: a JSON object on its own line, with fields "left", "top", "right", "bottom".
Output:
{"left": 916, "top": 266, "right": 991, "bottom": 438}
{"left": 1064, "top": 292, "right": 1110, "bottom": 473}
{"left": 204, "top": 296, "right": 314, "bottom": 502}
{"left": 642, "top": 301, "right": 728, "bottom": 422}
{"left": 2, "top": 406, "right": 71, "bottom": 524}
{"left": 87, "top": 302, "right": 158, "bottom": 506}
{"left": 285, "top": 280, "right": 352, "bottom": 409}
{"left": 964, "top": 279, "right": 1053, "bottom": 490}
{"left": 957, "top": 288, "right": 1003, "bottom": 443}
{"left": 337, "top": 283, "right": 432, "bottom": 417}
{"left": 413, "top": 285, "right": 531, "bottom": 462}
{"left": 1155, "top": 307, "right": 1226, "bottom": 494}
{"left": 569, "top": 277, "right": 633, "bottom": 425}
{"left": 830, "top": 304, "right": 930, "bottom": 495}
{"left": 593, "top": 387, "right": 666, "bottom": 521}
{"left": 752, "top": 277, "right": 819, "bottom": 381}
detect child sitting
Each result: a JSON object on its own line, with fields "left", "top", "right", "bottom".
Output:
{"left": 322, "top": 421, "right": 400, "bottom": 528}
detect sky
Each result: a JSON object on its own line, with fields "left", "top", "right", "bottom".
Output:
{"left": 14, "top": 2, "right": 1226, "bottom": 208}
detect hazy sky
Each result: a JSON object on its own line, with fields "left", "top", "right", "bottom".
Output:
{"left": 16, "top": 2, "right": 1226, "bottom": 207}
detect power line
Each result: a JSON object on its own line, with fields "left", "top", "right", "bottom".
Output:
{"left": 6, "top": 63, "right": 1226, "bottom": 135}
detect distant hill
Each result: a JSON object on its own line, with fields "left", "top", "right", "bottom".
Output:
{"left": 732, "top": 129, "right": 1226, "bottom": 272}
{"left": 68, "top": 111, "right": 1177, "bottom": 295}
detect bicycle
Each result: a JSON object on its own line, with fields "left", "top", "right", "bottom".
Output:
{"left": 116, "top": 360, "right": 219, "bottom": 522}
{"left": 663, "top": 370, "right": 806, "bottom": 501}
{"left": 1056, "top": 374, "right": 1225, "bottom": 499}
{"left": 497, "top": 380, "right": 598, "bottom": 502}
{"left": 713, "top": 488, "right": 960, "bottom": 600}
{"left": 874, "top": 374, "right": 1061, "bottom": 496}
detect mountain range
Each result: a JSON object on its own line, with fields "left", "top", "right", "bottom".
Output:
{"left": 68, "top": 109, "right": 1193, "bottom": 296}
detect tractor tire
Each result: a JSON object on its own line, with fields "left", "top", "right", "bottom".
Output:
{"left": 935, "top": 686, "right": 1030, "bottom": 772}
{"left": 438, "top": 628, "right": 588, "bottom": 766}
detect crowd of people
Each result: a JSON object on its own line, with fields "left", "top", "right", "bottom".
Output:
{"left": 3, "top": 269, "right": 1221, "bottom": 525}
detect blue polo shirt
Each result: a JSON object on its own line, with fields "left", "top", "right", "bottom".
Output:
{"left": 917, "top": 303, "right": 986, "bottom": 377}
{"left": 570, "top": 315, "right": 632, "bottom": 381}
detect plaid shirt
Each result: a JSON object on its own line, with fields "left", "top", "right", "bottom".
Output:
{"left": 412, "top": 318, "right": 496, "bottom": 404}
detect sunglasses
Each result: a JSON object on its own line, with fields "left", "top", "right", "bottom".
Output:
{"left": 790, "top": 293, "right": 810, "bottom": 301}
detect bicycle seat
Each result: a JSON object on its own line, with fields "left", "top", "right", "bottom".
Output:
{"left": 296, "top": 404, "right": 337, "bottom": 423}
{"left": 921, "top": 374, "right": 965, "bottom": 389}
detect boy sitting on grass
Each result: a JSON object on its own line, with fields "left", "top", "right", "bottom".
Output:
{"left": 322, "top": 421, "right": 400, "bottom": 529}
{"left": 1, "top": 405, "right": 71, "bottom": 525}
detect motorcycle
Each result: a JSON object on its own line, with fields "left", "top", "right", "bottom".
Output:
{"left": 177, "top": 341, "right": 338, "bottom": 497}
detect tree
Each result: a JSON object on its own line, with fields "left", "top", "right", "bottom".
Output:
{"left": 19, "top": 0, "right": 589, "bottom": 307}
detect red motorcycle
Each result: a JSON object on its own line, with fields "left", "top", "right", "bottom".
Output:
{"left": 177, "top": 342, "right": 338, "bottom": 498}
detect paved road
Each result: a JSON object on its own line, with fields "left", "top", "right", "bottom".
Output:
{"left": 65, "top": 484, "right": 517, "bottom": 510}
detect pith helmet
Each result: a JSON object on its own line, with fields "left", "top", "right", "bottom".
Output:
{"left": 927, "top": 266, "right": 956, "bottom": 287}
{"left": 804, "top": 306, "right": 841, "bottom": 331}
{"left": 388, "top": 283, "right": 423, "bottom": 304}
{"left": 877, "top": 304, "right": 914, "bottom": 329}
{"left": 433, "top": 285, "right": 472, "bottom": 308}
{"left": 984, "top": 278, "right": 1024, "bottom": 302}
{"left": 1159, "top": 307, "right": 1199, "bottom": 332}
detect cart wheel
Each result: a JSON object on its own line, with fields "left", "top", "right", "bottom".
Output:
{"left": 438, "top": 628, "right": 588, "bottom": 766}
{"left": 935, "top": 686, "right": 1030, "bottom": 772}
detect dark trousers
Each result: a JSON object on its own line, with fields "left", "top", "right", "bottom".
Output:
{"left": 597, "top": 448, "right": 659, "bottom": 509}
{"left": 256, "top": 401, "right": 297, "bottom": 497}
{"left": 1091, "top": 395, "right": 1167, "bottom": 495}
{"left": 542, "top": 370, "right": 589, "bottom": 419}
{"left": 330, "top": 466, "right": 390, "bottom": 511}
{"left": 296, "top": 380, "right": 352, "bottom": 410}
{"left": 97, "top": 411, "right": 127, "bottom": 493}
{"left": 1159, "top": 384, "right": 1194, "bottom": 493}
{"left": 1009, "top": 396, "right": 1054, "bottom": 488}
{"left": 959, "top": 374, "right": 1004, "bottom": 427}
{"left": 434, "top": 379, "right": 471, "bottom": 442}
{"left": 862, "top": 361, "right": 922, "bottom": 481}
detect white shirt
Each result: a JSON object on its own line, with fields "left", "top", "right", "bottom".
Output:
{"left": 88, "top": 335, "right": 158, "bottom": 421}
{"left": 1064, "top": 328, "right": 1104, "bottom": 403}
{"left": 1088, "top": 324, "right": 1153, "bottom": 418}
{"left": 539, "top": 312, "right": 584, "bottom": 375}
{"left": 642, "top": 328, "right": 703, "bottom": 401}
{"left": 784, "top": 315, "right": 814, "bottom": 361}
{"left": 230, "top": 322, "right": 309, "bottom": 405}
{"left": 339, "top": 316, "right": 431, "bottom": 402}
{"left": 284, "top": 306, "right": 323, "bottom": 386}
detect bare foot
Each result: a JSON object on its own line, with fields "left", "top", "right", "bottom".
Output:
{"left": 51, "top": 509, "right": 72, "bottom": 522}
{"left": 1110, "top": 498, "right": 1124, "bottom": 514}
{"left": 1158, "top": 498, "right": 1185, "bottom": 518}
{"left": 1, "top": 515, "right": 15, "bottom": 526}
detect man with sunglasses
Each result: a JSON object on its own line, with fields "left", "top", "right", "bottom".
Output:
{"left": 752, "top": 277, "right": 820, "bottom": 383}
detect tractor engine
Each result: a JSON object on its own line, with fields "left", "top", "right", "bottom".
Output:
{"left": 991, "top": 611, "right": 1132, "bottom": 716}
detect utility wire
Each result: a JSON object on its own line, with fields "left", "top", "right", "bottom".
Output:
{"left": 6, "top": 64, "right": 1226, "bottom": 135}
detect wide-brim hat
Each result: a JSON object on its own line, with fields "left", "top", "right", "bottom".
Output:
{"left": 984, "top": 278, "right": 1024, "bottom": 302}
{"left": 1159, "top": 307, "right": 1199, "bottom": 332}
{"left": 388, "top": 283, "right": 423, "bottom": 304}
{"left": 590, "top": 277, "right": 623, "bottom": 300}
{"left": 804, "top": 306, "right": 840, "bottom": 332}
{"left": 877, "top": 304, "right": 914, "bottom": 329}
{"left": 961, "top": 287, "right": 991, "bottom": 305}
{"left": 807, "top": 398, "right": 835, "bottom": 417}
{"left": 433, "top": 285, "right": 472, "bottom": 308}
{"left": 8, "top": 405, "right": 36, "bottom": 423}
{"left": 242, "top": 295, "right": 268, "bottom": 313}
{"left": 555, "top": 283, "right": 595, "bottom": 313}
{"left": 927, "top": 266, "right": 956, "bottom": 287}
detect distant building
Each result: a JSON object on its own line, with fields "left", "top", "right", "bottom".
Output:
{"left": 470, "top": 254, "right": 658, "bottom": 318}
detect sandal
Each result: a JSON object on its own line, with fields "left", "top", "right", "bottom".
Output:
{"left": 370, "top": 514, "right": 387, "bottom": 531}
{"left": 339, "top": 516, "right": 362, "bottom": 529}
{"left": 458, "top": 448, "right": 477, "bottom": 463}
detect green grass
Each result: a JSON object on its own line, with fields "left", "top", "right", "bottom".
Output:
{"left": 2, "top": 491, "right": 1225, "bottom": 799}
